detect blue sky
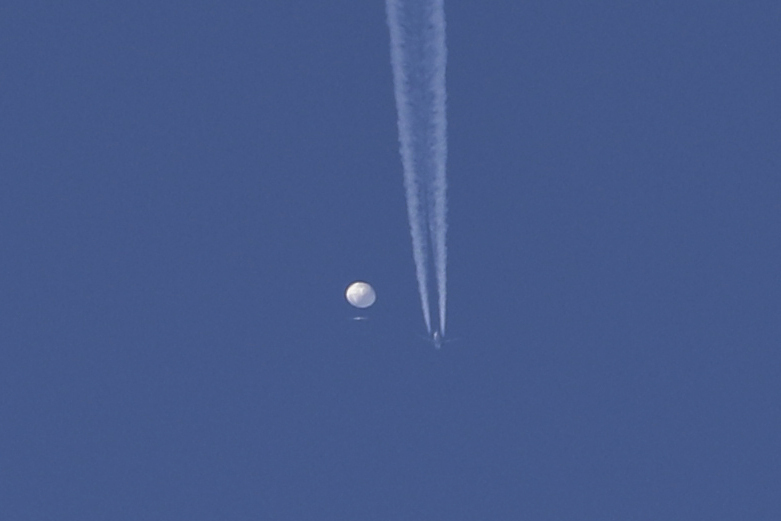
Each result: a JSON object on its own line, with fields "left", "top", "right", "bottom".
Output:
{"left": 2, "top": 1, "right": 779, "bottom": 519}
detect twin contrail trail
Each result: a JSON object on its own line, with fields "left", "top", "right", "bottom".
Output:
{"left": 386, "top": 0, "right": 448, "bottom": 336}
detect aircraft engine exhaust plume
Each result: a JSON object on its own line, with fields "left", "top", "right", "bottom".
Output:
{"left": 386, "top": 0, "right": 448, "bottom": 337}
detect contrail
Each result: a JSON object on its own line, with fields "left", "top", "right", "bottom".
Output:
{"left": 386, "top": 0, "right": 448, "bottom": 336}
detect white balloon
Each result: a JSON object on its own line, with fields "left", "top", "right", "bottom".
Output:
{"left": 345, "top": 281, "right": 376, "bottom": 309}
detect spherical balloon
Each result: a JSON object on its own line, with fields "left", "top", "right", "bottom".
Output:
{"left": 345, "top": 281, "right": 376, "bottom": 309}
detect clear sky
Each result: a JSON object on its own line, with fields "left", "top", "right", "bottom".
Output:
{"left": 2, "top": 1, "right": 779, "bottom": 519}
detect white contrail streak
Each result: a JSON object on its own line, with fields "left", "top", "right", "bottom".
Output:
{"left": 386, "top": 0, "right": 448, "bottom": 336}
